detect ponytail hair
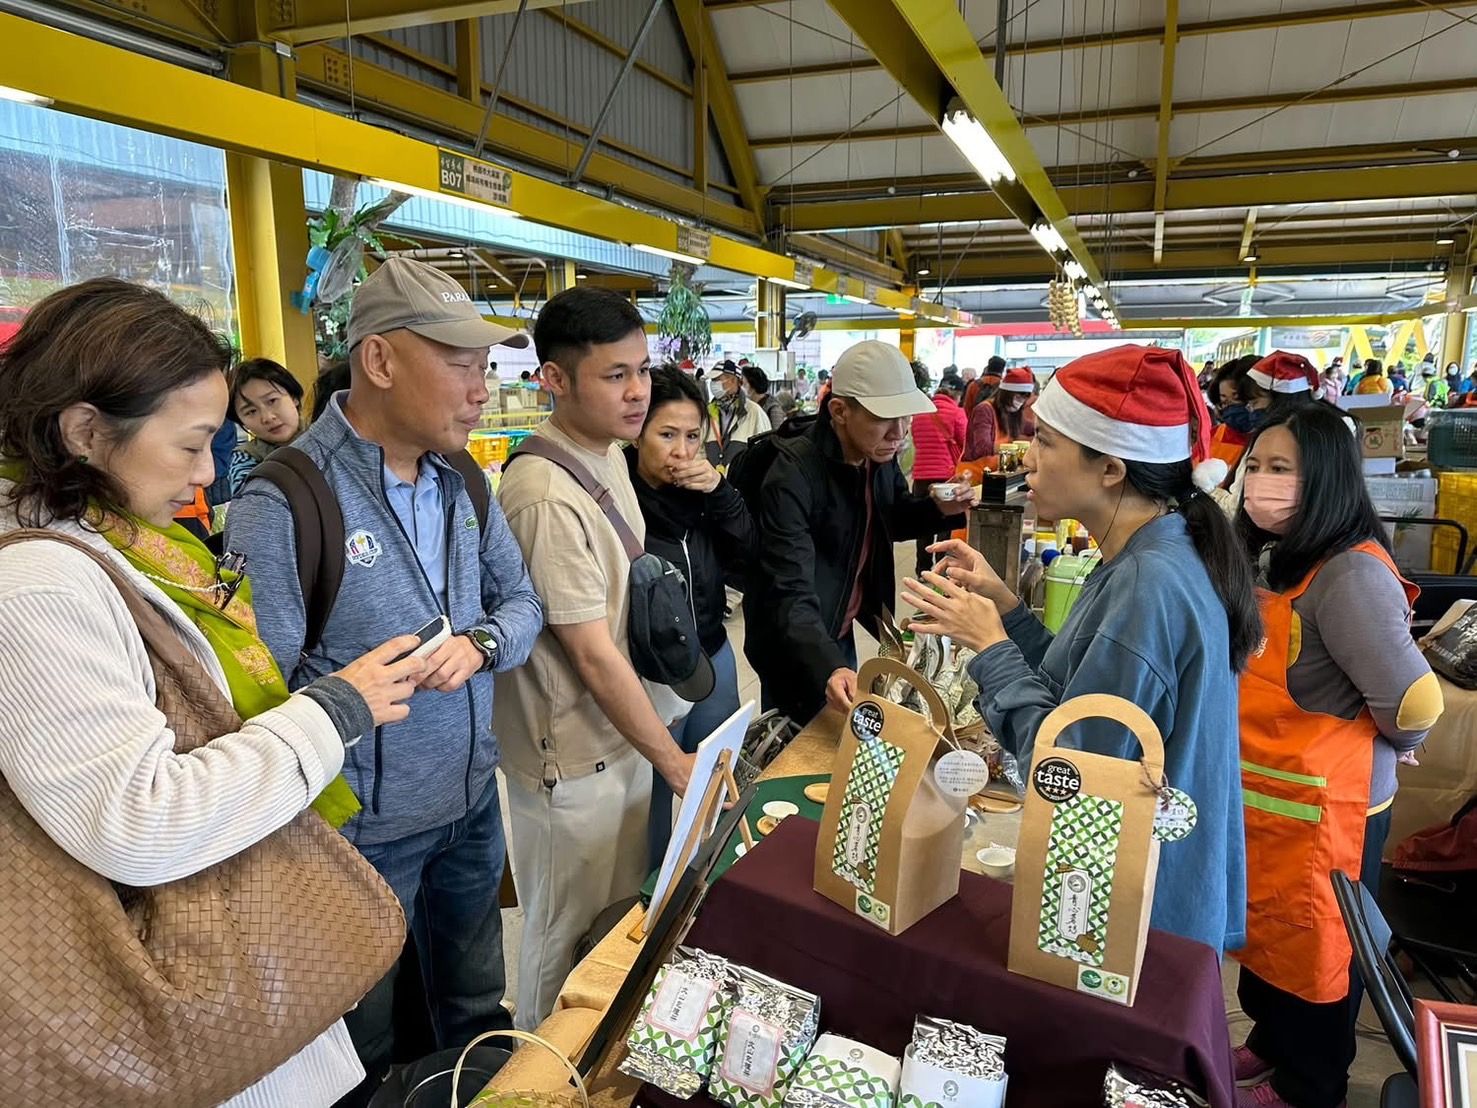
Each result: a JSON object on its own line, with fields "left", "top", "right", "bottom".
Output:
{"left": 1128, "top": 459, "right": 1261, "bottom": 670}
{"left": 1078, "top": 451, "right": 1262, "bottom": 671}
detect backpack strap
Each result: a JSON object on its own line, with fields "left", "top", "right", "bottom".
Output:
{"left": 507, "top": 436, "right": 644, "bottom": 562}
{"left": 249, "top": 447, "right": 345, "bottom": 654}
{"left": 445, "top": 449, "right": 490, "bottom": 531}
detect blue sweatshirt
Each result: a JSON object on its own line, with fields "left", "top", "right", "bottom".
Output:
{"left": 226, "top": 395, "right": 544, "bottom": 846}
{"left": 967, "top": 513, "right": 1247, "bottom": 953}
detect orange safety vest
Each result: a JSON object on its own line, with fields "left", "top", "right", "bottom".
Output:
{"left": 174, "top": 487, "right": 211, "bottom": 527}
{"left": 1232, "top": 541, "right": 1417, "bottom": 1003}
{"left": 1209, "top": 422, "right": 1249, "bottom": 472}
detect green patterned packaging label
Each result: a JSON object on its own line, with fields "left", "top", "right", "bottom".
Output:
{"left": 1076, "top": 965, "right": 1133, "bottom": 1005}
{"left": 619, "top": 956, "right": 730, "bottom": 1096}
{"left": 785, "top": 1034, "right": 900, "bottom": 1108}
{"left": 833, "top": 704, "right": 906, "bottom": 894}
{"left": 711, "top": 1009, "right": 810, "bottom": 1108}
{"left": 1038, "top": 792, "right": 1123, "bottom": 967}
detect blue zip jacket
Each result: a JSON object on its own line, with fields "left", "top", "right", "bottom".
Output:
{"left": 226, "top": 394, "right": 544, "bottom": 845}
{"left": 967, "top": 513, "right": 1247, "bottom": 953}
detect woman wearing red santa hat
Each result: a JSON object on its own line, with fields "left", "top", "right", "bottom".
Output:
{"left": 904, "top": 344, "right": 1260, "bottom": 954}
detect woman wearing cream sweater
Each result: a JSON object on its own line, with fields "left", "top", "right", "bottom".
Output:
{"left": 0, "top": 279, "right": 425, "bottom": 1106}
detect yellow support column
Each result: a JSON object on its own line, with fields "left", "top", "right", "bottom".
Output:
{"left": 1442, "top": 248, "right": 1473, "bottom": 370}
{"left": 226, "top": 38, "right": 317, "bottom": 389}
{"left": 755, "top": 279, "right": 783, "bottom": 349}
{"left": 899, "top": 327, "right": 916, "bottom": 361}
{"left": 547, "top": 260, "right": 578, "bottom": 295}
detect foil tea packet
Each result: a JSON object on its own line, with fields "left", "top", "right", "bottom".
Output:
{"left": 1102, "top": 1063, "right": 1208, "bottom": 1108}
{"left": 899, "top": 1016, "right": 1007, "bottom": 1108}
{"left": 620, "top": 947, "right": 731, "bottom": 1098}
{"left": 709, "top": 966, "right": 821, "bottom": 1108}
{"left": 783, "top": 1033, "right": 900, "bottom": 1108}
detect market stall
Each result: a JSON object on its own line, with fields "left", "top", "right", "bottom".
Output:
{"left": 480, "top": 688, "right": 1233, "bottom": 1108}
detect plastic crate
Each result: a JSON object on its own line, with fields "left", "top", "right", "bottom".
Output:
{"left": 1426, "top": 410, "right": 1477, "bottom": 468}
{"left": 1434, "top": 471, "right": 1477, "bottom": 573}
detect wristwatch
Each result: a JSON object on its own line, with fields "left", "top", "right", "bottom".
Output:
{"left": 466, "top": 628, "right": 499, "bottom": 672}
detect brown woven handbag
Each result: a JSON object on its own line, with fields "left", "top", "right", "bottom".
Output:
{"left": 0, "top": 531, "right": 406, "bottom": 1107}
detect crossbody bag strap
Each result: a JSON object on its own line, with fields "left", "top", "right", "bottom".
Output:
{"left": 510, "top": 436, "right": 645, "bottom": 562}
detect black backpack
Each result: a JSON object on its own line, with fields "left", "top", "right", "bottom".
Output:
{"left": 247, "top": 447, "right": 490, "bottom": 652}
{"left": 727, "top": 413, "right": 816, "bottom": 513}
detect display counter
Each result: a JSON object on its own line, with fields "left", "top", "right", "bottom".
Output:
{"left": 480, "top": 707, "right": 1228, "bottom": 1107}
{"left": 637, "top": 816, "right": 1233, "bottom": 1108}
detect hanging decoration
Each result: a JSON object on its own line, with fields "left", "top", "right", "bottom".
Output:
{"left": 1047, "top": 275, "right": 1084, "bottom": 338}
{"left": 656, "top": 263, "right": 712, "bottom": 364}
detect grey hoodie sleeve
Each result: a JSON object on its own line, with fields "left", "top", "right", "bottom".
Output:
{"left": 470, "top": 483, "right": 544, "bottom": 671}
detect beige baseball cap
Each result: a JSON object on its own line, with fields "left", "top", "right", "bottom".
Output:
{"left": 831, "top": 340, "right": 935, "bottom": 419}
{"left": 347, "top": 256, "right": 530, "bottom": 352}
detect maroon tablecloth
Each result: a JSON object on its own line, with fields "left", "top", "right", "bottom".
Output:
{"left": 637, "top": 817, "right": 1233, "bottom": 1108}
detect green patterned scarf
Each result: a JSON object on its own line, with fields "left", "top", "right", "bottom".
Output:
{"left": 100, "top": 512, "right": 362, "bottom": 828}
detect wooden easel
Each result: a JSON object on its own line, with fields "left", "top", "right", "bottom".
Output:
{"left": 631, "top": 748, "right": 754, "bottom": 941}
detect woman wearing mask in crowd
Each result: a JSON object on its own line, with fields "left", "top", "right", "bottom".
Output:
{"left": 1354, "top": 358, "right": 1391, "bottom": 395}
{"left": 0, "top": 279, "right": 424, "bottom": 1106}
{"left": 226, "top": 357, "right": 305, "bottom": 495}
{"left": 1213, "top": 363, "right": 1246, "bottom": 416}
{"left": 1210, "top": 353, "right": 1322, "bottom": 514}
{"left": 1231, "top": 403, "right": 1442, "bottom": 1108}
{"left": 965, "top": 366, "right": 1036, "bottom": 461}
{"left": 909, "top": 372, "right": 969, "bottom": 576}
{"left": 1209, "top": 355, "right": 1262, "bottom": 468}
{"left": 902, "top": 346, "right": 1259, "bottom": 953}
{"left": 627, "top": 368, "right": 756, "bottom": 864}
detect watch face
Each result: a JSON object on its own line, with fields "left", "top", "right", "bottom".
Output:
{"left": 470, "top": 629, "right": 497, "bottom": 659}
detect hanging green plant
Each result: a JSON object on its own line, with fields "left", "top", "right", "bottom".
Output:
{"left": 303, "top": 186, "right": 416, "bottom": 361}
{"left": 656, "top": 264, "right": 712, "bottom": 364}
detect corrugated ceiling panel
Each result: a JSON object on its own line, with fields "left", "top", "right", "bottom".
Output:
{"left": 478, "top": 11, "right": 694, "bottom": 178}
{"left": 574, "top": 0, "right": 691, "bottom": 84}
{"left": 707, "top": 120, "right": 736, "bottom": 190}
{"left": 383, "top": 23, "right": 454, "bottom": 66}
{"left": 344, "top": 38, "right": 455, "bottom": 90}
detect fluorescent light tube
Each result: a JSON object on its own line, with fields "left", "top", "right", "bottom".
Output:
{"left": 1030, "top": 221, "right": 1068, "bottom": 255}
{"left": 942, "top": 101, "right": 1016, "bottom": 186}
{"left": 365, "top": 177, "right": 522, "bottom": 219}
{"left": 0, "top": 85, "right": 53, "bottom": 106}
{"left": 632, "top": 243, "right": 708, "bottom": 266}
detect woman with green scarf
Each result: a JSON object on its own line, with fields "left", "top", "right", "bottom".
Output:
{"left": 0, "top": 278, "right": 426, "bottom": 1108}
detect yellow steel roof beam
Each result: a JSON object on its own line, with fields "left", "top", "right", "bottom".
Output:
{"left": 827, "top": 0, "right": 1110, "bottom": 299}
{"left": 265, "top": 0, "right": 594, "bottom": 46}
{"left": 295, "top": 44, "right": 760, "bottom": 235}
{"left": 671, "top": 0, "right": 763, "bottom": 216}
{"left": 0, "top": 12, "right": 834, "bottom": 284}
{"left": 779, "top": 161, "right": 1477, "bottom": 232}
{"left": 1151, "top": 0, "right": 1179, "bottom": 265}
{"left": 945, "top": 238, "right": 1449, "bottom": 280}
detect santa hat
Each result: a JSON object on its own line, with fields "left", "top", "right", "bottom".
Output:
{"left": 1247, "top": 351, "right": 1318, "bottom": 394}
{"left": 1032, "top": 344, "right": 1226, "bottom": 490}
{"left": 998, "top": 367, "right": 1035, "bottom": 393}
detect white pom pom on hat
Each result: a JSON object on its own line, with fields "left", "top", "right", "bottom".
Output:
{"left": 1191, "top": 457, "right": 1228, "bottom": 492}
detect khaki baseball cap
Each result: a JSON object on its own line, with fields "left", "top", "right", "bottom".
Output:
{"left": 347, "top": 256, "right": 530, "bottom": 352}
{"left": 831, "top": 340, "right": 935, "bottom": 419}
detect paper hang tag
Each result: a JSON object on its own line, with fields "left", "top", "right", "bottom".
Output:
{"left": 934, "top": 749, "right": 990, "bottom": 797}
{"left": 1152, "top": 786, "right": 1198, "bottom": 842}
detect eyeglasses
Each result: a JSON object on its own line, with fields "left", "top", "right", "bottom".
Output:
{"left": 214, "top": 550, "right": 247, "bottom": 610}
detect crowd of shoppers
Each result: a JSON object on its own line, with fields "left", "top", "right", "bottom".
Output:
{"left": 0, "top": 268, "right": 1447, "bottom": 1108}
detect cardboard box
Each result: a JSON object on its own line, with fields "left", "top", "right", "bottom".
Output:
{"left": 816, "top": 658, "right": 968, "bottom": 936}
{"left": 1009, "top": 695, "right": 1163, "bottom": 1006}
{"left": 1366, "top": 474, "right": 1438, "bottom": 573}
{"left": 1354, "top": 404, "right": 1408, "bottom": 460}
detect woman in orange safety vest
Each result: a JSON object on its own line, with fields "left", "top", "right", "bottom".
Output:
{"left": 1230, "top": 403, "right": 1444, "bottom": 1108}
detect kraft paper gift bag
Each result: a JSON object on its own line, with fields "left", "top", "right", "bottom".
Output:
{"left": 815, "top": 658, "right": 972, "bottom": 936}
{"left": 1008, "top": 694, "right": 1166, "bottom": 1006}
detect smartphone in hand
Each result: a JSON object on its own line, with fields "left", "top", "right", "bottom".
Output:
{"left": 395, "top": 615, "right": 452, "bottom": 663}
